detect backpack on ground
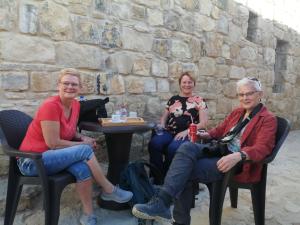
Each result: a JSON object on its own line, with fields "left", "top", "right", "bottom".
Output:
{"left": 119, "top": 161, "right": 162, "bottom": 207}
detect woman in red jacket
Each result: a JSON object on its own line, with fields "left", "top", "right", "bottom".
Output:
{"left": 132, "top": 77, "right": 277, "bottom": 225}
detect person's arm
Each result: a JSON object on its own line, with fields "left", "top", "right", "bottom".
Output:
{"left": 160, "top": 109, "right": 169, "bottom": 128}
{"left": 197, "top": 108, "right": 208, "bottom": 130}
{"left": 41, "top": 121, "right": 96, "bottom": 149}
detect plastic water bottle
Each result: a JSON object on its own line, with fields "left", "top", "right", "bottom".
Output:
{"left": 79, "top": 95, "right": 86, "bottom": 101}
{"left": 120, "top": 104, "right": 127, "bottom": 121}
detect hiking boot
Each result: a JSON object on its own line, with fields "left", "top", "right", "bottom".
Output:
{"left": 79, "top": 213, "right": 97, "bottom": 225}
{"left": 132, "top": 196, "right": 171, "bottom": 220}
{"left": 100, "top": 185, "right": 133, "bottom": 203}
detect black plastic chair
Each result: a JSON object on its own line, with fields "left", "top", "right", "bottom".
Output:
{"left": 0, "top": 110, "right": 76, "bottom": 225}
{"left": 206, "top": 116, "right": 291, "bottom": 225}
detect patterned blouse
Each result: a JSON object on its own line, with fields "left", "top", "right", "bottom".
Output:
{"left": 165, "top": 95, "right": 207, "bottom": 135}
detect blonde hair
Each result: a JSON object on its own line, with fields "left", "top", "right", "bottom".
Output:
{"left": 58, "top": 68, "right": 81, "bottom": 87}
{"left": 178, "top": 72, "right": 196, "bottom": 86}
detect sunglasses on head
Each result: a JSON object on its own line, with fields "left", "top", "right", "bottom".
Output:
{"left": 247, "top": 77, "right": 261, "bottom": 87}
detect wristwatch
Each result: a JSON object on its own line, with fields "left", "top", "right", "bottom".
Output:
{"left": 239, "top": 151, "right": 247, "bottom": 161}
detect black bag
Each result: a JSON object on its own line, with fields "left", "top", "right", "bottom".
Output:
{"left": 203, "top": 139, "right": 230, "bottom": 157}
{"left": 119, "top": 161, "right": 161, "bottom": 207}
{"left": 203, "top": 103, "right": 264, "bottom": 157}
{"left": 79, "top": 97, "right": 109, "bottom": 123}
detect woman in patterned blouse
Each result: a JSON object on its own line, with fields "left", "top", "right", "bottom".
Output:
{"left": 149, "top": 72, "right": 208, "bottom": 183}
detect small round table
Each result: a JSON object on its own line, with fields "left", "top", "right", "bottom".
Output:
{"left": 78, "top": 121, "right": 154, "bottom": 210}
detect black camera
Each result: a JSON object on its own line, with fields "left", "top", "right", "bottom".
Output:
{"left": 203, "top": 140, "right": 229, "bottom": 157}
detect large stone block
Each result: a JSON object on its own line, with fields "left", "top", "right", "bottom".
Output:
{"left": 170, "top": 39, "right": 191, "bottom": 59}
{"left": 132, "top": 56, "right": 151, "bottom": 76}
{"left": 0, "top": 33, "right": 55, "bottom": 63}
{"left": 151, "top": 58, "right": 168, "bottom": 77}
{"left": 195, "top": 14, "right": 215, "bottom": 32}
{"left": 157, "top": 78, "right": 169, "bottom": 92}
{"left": 31, "top": 72, "right": 57, "bottom": 92}
{"left": 147, "top": 8, "right": 163, "bottom": 26}
{"left": 110, "top": 2, "right": 131, "bottom": 20}
{"left": 177, "top": 0, "right": 200, "bottom": 11}
{"left": 152, "top": 39, "right": 171, "bottom": 58}
{"left": 98, "top": 73, "right": 125, "bottom": 95}
{"left": 106, "top": 52, "right": 134, "bottom": 75}
{"left": 122, "top": 27, "right": 153, "bottom": 52}
{"left": 240, "top": 46, "right": 258, "bottom": 61}
{"left": 19, "top": 3, "right": 38, "bottom": 34}
{"left": 146, "top": 97, "right": 163, "bottom": 116}
{"left": 199, "top": 0, "right": 212, "bottom": 16}
{"left": 223, "top": 81, "right": 238, "bottom": 98}
{"left": 0, "top": 0, "right": 17, "bottom": 31}
{"left": 80, "top": 72, "right": 96, "bottom": 94}
{"left": 204, "top": 33, "right": 223, "bottom": 57}
{"left": 1, "top": 72, "right": 29, "bottom": 91}
{"left": 125, "top": 76, "right": 144, "bottom": 94}
{"left": 72, "top": 16, "right": 103, "bottom": 45}
{"left": 198, "top": 57, "right": 216, "bottom": 76}
{"left": 164, "top": 11, "right": 182, "bottom": 31}
{"left": 39, "top": 1, "right": 72, "bottom": 40}
{"left": 263, "top": 48, "right": 275, "bottom": 66}
{"left": 132, "top": 4, "right": 146, "bottom": 20}
{"left": 143, "top": 77, "right": 156, "bottom": 93}
{"left": 229, "top": 66, "right": 246, "bottom": 79}
{"left": 56, "top": 41, "right": 108, "bottom": 69}
{"left": 132, "top": 0, "right": 160, "bottom": 8}
{"left": 217, "top": 15, "right": 229, "bottom": 34}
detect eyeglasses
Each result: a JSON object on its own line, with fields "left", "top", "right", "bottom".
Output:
{"left": 237, "top": 91, "right": 258, "bottom": 98}
{"left": 60, "top": 82, "right": 79, "bottom": 87}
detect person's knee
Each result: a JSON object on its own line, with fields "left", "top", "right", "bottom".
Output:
{"left": 79, "top": 144, "right": 94, "bottom": 160}
{"left": 177, "top": 142, "right": 198, "bottom": 155}
{"left": 68, "top": 162, "right": 92, "bottom": 181}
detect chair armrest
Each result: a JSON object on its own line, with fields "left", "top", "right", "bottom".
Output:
{"left": 1, "top": 143, "right": 42, "bottom": 159}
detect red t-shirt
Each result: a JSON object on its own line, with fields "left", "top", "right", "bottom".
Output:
{"left": 19, "top": 96, "right": 80, "bottom": 153}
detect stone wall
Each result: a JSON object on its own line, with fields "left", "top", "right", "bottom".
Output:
{"left": 1, "top": 0, "right": 300, "bottom": 127}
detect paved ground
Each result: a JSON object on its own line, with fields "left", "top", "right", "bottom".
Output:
{"left": 0, "top": 130, "right": 299, "bottom": 225}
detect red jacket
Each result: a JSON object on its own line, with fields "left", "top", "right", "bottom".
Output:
{"left": 208, "top": 106, "right": 277, "bottom": 183}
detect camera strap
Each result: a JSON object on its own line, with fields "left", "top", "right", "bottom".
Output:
{"left": 221, "top": 103, "right": 263, "bottom": 143}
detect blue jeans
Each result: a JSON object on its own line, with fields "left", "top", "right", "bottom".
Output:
{"left": 17, "top": 144, "right": 94, "bottom": 182}
{"left": 148, "top": 131, "right": 188, "bottom": 179}
{"left": 161, "top": 142, "right": 224, "bottom": 225}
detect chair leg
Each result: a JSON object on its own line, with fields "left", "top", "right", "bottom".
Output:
{"left": 4, "top": 179, "right": 23, "bottom": 225}
{"left": 251, "top": 182, "right": 266, "bottom": 225}
{"left": 229, "top": 187, "right": 238, "bottom": 208}
{"left": 48, "top": 184, "right": 66, "bottom": 225}
{"left": 209, "top": 180, "right": 227, "bottom": 225}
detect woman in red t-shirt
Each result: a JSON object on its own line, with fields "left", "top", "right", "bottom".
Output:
{"left": 18, "top": 68, "right": 132, "bottom": 225}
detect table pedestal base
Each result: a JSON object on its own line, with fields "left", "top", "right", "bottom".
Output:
{"left": 97, "top": 132, "right": 132, "bottom": 210}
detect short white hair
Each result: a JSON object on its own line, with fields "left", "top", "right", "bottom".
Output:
{"left": 236, "top": 77, "right": 262, "bottom": 92}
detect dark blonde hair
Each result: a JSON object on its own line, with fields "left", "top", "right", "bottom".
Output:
{"left": 178, "top": 72, "right": 196, "bottom": 86}
{"left": 58, "top": 68, "right": 81, "bottom": 87}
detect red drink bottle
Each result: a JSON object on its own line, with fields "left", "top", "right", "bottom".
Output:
{"left": 189, "top": 123, "right": 197, "bottom": 143}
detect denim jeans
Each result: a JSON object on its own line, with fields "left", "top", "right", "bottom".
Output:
{"left": 161, "top": 142, "right": 224, "bottom": 225}
{"left": 148, "top": 131, "right": 188, "bottom": 178}
{"left": 17, "top": 144, "right": 94, "bottom": 182}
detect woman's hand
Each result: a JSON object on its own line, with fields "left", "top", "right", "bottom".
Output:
{"left": 80, "top": 136, "right": 97, "bottom": 150}
{"left": 174, "top": 130, "right": 188, "bottom": 140}
{"left": 216, "top": 152, "right": 241, "bottom": 173}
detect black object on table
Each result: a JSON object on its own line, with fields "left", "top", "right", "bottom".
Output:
{"left": 78, "top": 121, "right": 154, "bottom": 210}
